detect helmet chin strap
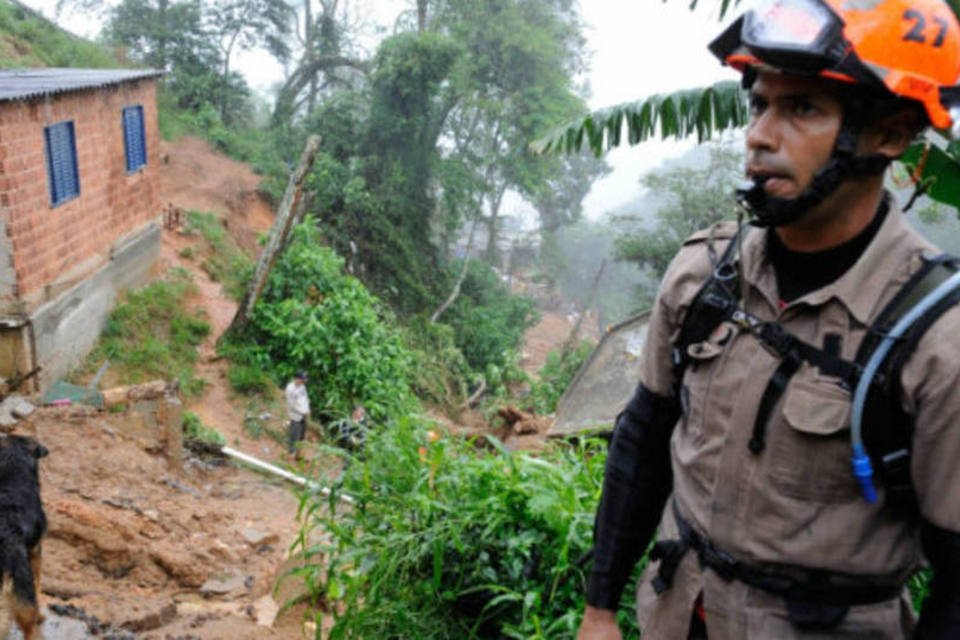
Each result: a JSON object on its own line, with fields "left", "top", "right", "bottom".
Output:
{"left": 736, "top": 115, "right": 892, "bottom": 228}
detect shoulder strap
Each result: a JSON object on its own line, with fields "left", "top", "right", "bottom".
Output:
{"left": 854, "top": 254, "right": 960, "bottom": 513}
{"left": 672, "top": 225, "right": 747, "bottom": 384}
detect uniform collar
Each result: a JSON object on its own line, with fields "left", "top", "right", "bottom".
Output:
{"left": 741, "top": 202, "right": 923, "bottom": 325}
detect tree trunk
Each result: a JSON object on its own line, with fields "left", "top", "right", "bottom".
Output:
{"left": 227, "top": 135, "right": 322, "bottom": 335}
{"left": 430, "top": 216, "right": 479, "bottom": 323}
{"left": 417, "top": 0, "right": 427, "bottom": 32}
{"left": 220, "top": 51, "right": 232, "bottom": 123}
{"left": 157, "top": 0, "right": 169, "bottom": 69}
{"left": 561, "top": 259, "right": 606, "bottom": 358}
{"left": 484, "top": 184, "right": 506, "bottom": 264}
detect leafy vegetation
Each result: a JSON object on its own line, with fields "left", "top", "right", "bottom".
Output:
{"left": 289, "top": 417, "right": 623, "bottom": 639}
{"left": 526, "top": 341, "right": 594, "bottom": 416}
{"left": 0, "top": 0, "right": 116, "bottom": 68}
{"left": 182, "top": 210, "right": 254, "bottom": 301}
{"left": 443, "top": 260, "right": 538, "bottom": 379}
{"left": 183, "top": 410, "right": 225, "bottom": 445}
{"left": 222, "top": 220, "right": 416, "bottom": 424}
{"left": 614, "top": 141, "right": 742, "bottom": 307}
{"left": 80, "top": 268, "right": 210, "bottom": 397}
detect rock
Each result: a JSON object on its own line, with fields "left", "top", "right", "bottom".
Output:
{"left": 200, "top": 573, "right": 248, "bottom": 598}
{"left": 7, "top": 395, "right": 35, "bottom": 419}
{"left": 118, "top": 600, "right": 177, "bottom": 632}
{"left": 150, "top": 548, "right": 208, "bottom": 588}
{"left": 0, "top": 396, "right": 18, "bottom": 426}
{"left": 251, "top": 595, "right": 279, "bottom": 627}
{"left": 242, "top": 527, "right": 279, "bottom": 547}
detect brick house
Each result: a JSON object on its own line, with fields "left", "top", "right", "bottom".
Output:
{"left": 0, "top": 68, "right": 164, "bottom": 388}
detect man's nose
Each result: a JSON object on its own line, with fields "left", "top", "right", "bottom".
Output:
{"left": 746, "top": 108, "right": 779, "bottom": 152}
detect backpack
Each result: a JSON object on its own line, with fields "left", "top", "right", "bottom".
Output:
{"left": 674, "top": 225, "right": 960, "bottom": 512}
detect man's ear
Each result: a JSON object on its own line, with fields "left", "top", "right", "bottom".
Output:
{"left": 863, "top": 108, "right": 924, "bottom": 159}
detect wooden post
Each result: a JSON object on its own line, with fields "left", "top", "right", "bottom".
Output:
{"left": 160, "top": 389, "right": 183, "bottom": 474}
{"left": 228, "top": 135, "right": 322, "bottom": 334}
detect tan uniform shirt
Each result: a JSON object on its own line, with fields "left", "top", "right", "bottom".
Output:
{"left": 634, "top": 210, "right": 960, "bottom": 639}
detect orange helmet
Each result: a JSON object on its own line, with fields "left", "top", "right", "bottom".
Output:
{"left": 710, "top": 0, "right": 960, "bottom": 129}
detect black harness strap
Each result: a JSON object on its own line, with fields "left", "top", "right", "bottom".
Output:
{"left": 749, "top": 352, "right": 802, "bottom": 453}
{"left": 673, "top": 228, "right": 960, "bottom": 504}
{"left": 672, "top": 227, "right": 746, "bottom": 385}
{"left": 674, "top": 228, "right": 864, "bottom": 455}
{"left": 651, "top": 503, "right": 903, "bottom": 610}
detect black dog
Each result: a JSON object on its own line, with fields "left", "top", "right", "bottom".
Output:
{"left": 0, "top": 435, "right": 48, "bottom": 640}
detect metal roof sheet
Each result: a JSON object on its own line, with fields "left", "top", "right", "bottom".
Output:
{"left": 0, "top": 68, "right": 163, "bottom": 103}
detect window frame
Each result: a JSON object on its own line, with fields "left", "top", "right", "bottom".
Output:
{"left": 43, "top": 120, "right": 80, "bottom": 208}
{"left": 122, "top": 104, "right": 147, "bottom": 174}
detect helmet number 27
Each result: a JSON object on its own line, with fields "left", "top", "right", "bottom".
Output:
{"left": 903, "top": 9, "right": 949, "bottom": 47}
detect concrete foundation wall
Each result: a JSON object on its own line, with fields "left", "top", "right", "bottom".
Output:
{"left": 30, "top": 221, "right": 160, "bottom": 387}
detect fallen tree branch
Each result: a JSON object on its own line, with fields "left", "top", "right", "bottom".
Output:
{"left": 460, "top": 377, "right": 487, "bottom": 409}
{"left": 227, "top": 135, "right": 322, "bottom": 334}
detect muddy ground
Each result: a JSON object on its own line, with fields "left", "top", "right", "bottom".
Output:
{"left": 4, "top": 136, "right": 593, "bottom": 640}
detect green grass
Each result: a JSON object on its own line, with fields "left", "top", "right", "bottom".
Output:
{"left": 183, "top": 210, "right": 254, "bottom": 302}
{"left": 183, "top": 410, "right": 225, "bottom": 445}
{"left": 0, "top": 0, "right": 118, "bottom": 68}
{"left": 288, "top": 417, "right": 616, "bottom": 639}
{"left": 79, "top": 268, "right": 210, "bottom": 397}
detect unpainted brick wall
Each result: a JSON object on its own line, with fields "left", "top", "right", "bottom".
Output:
{"left": 0, "top": 79, "right": 160, "bottom": 305}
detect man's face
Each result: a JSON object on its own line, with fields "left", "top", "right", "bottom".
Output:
{"left": 744, "top": 71, "right": 845, "bottom": 199}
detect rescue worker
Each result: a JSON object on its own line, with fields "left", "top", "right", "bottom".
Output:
{"left": 577, "top": 0, "right": 960, "bottom": 637}
{"left": 285, "top": 371, "right": 311, "bottom": 455}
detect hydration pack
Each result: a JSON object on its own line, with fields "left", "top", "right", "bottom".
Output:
{"left": 674, "top": 225, "right": 960, "bottom": 512}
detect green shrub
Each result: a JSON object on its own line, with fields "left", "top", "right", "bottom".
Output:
{"left": 228, "top": 363, "right": 273, "bottom": 395}
{"left": 222, "top": 219, "right": 415, "bottom": 423}
{"left": 289, "top": 417, "right": 618, "bottom": 638}
{"left": 443, "top": 260, "right": 538, "bottom": 385}
{"left": 81, "top": 269, "right": 209, "bottom": 396}
{"left": 183, "top": 411, "right": 225, "bottom": 445}
{"left": 527, "top": 341, "right": 594, "bottom": 415}
{"left": 400, "top": 317, "right": 471, "bottom": 410}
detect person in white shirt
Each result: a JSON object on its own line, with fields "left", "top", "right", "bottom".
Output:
{"left": 285, "top": 371, "right": 311, "bottom": 454}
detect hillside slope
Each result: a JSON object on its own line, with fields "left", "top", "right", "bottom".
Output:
{"left": 9, "top": 136, "right": 317, "bottom": 640}
{"left": 0, "top": 0, "right": 117, "bottom": 68}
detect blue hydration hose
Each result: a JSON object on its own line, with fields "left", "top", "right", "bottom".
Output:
{"left": 850, "top": 269, "right": 960, "bottom": 503}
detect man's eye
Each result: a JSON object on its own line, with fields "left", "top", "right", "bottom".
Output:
{"left": 749, "top": 97, "right": 767, "bottom": 115}
{"left": 792, "top": 100, "right": 816, "bottom": 116}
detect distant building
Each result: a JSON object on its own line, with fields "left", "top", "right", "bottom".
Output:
{"left": 0, "top": 68, "right": 163, "bottom": 388}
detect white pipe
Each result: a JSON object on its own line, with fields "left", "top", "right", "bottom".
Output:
{"left": 221, "top": 446, "right": 355, "bottom": 505}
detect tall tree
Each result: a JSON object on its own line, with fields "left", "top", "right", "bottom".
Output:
{"left": 207, "top": 0, "right": 293, "bottom": 122}
{"left": 104, "top": 0, "right": 250, "bottom": 118}
{"left": 432, "top": 0, "right": 591, "bottom": 263}
{"left": 533, "top": 151, "right": 610, "bottom": 285}
{"left": 272, "top": 0, "right": 368, "bottom": 124}
{"left": 614, "top": 142, "right": 742, "bottom": 305}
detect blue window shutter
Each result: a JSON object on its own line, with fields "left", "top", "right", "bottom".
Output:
{"left": 123, "top": 105, "right": 146, "bottom": 172}
{"left": 44, "top": 121, "right": 79, "bottom": 206}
